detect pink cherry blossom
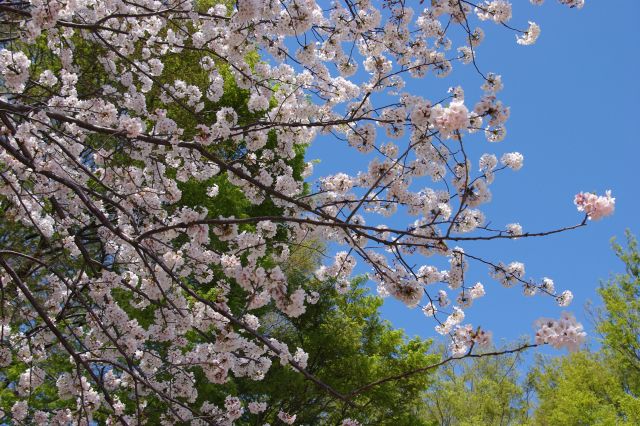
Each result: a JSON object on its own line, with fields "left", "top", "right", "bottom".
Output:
{"left": 574, "top": 190, "right": 616, "bottom": 220}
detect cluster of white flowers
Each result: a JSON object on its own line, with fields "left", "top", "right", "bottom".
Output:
{"left": 574, "top": 190, "right": 616, "bottom": 220}
{"left": 535, "top": 312, "right": 586, "bottom": 351}
{"left": 557, "top": 290, "right": 574, "bottom": 307}
{"left": 506, "top": 223, "right": 523, "bottom": 237}
{"left": 457, "top": 282, "right": 486, "bottom": 308}
{"left": 477, "top": 1, "right": 513, "bottom": 23}
{"left": 248, "top": 401, "right": 267, "bottom": 414}
{"left": 278, "top": 411, "right": 297, "bottom": 425}
{"left": 491, "top": 261, "right": 526, "bottom": 288}
{"left": 450, "top": 324, "right": 493, "bottom": 357}
{"left": 0, "top": 49, "right": 31, "bottom": 92}
{"left": 431, "top": 100, "right": 471, "bottom": 137}
{"left": 501, "top": 152, "right": 524, "bottom": 170}
{"left": 0, "top": 0, "right": 606, "bottom": 422}
{"left": 517, "top": 22, "right": 542, "bottom": 45}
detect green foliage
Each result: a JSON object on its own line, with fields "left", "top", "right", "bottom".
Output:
{"left": 421, "top": 346, "right": 531, "bottom": 426}
{"left": 417, "top": 231, "right": 640, "bottom": 426}
{"left": 529, "top": 351, "right": 640, "bottom": 426}
{"left": 528, "top": 230, "right": 640, "bottom": 425}
{"left": 596, "top": 231, "right": 640, "bottom": 395}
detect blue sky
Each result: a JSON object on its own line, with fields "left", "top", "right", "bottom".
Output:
{"left": 305, "top": 1, "right": 640, "bottom": 352}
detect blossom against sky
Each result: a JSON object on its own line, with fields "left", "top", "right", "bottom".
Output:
{"left": 308, "top": 0, "right": 639, "bottom": 345}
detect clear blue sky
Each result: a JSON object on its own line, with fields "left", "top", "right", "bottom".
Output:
{"left": 305, "top": 1, "right": 640, "bottom": 352}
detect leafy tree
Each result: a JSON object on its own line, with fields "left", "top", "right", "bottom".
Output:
{"left": 595, "top": 231, "right": 640, "bottom": 395}
{"left": 421, "top": 346, "right": 531, "bottom": 426}
{"left": 527, "top": 232, "right": 640, "bottom": 425}
{"left": 416, "top": 233, "right": 640, "bottom": 426}
{"left": 529, "top": 350, "right": 640, "bottom": 426}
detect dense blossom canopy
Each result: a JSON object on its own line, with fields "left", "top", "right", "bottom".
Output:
{"left": 0, "top": 0, "right": 612, "bottom": 424}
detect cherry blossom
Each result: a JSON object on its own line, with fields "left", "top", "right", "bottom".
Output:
{"left": 278, "top": 411, "right": 297, "bottom": 425}
{"left": 574, "top": 190, "right": 616, "bottom": 220}
{"left": 534, "top": 312, "right": 586, "bottom": 352}
{"left": 0, "top": 0, "right": 608, "bottom": 422}
{"left": 517, "top": 22, "right": 542, "bottom": 45}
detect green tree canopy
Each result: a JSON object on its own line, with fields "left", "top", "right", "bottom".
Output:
{"left": 421, "top": 345, "right": 531, "bottom": 426}
{"left": 529, "top": 350, "right": 640, "bottom": 426}
{"left": 596, "top": 231, "right": 640, "bottom": 395}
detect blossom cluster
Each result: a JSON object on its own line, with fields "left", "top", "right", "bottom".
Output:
{"left": 574, "top": 190, "right": 616, "bottom": 221}
{"left": 0, "top": 0, "right": 604, "bottom": 423}
{"left": 534, "top": 312, "right": 587, "bottom": 352}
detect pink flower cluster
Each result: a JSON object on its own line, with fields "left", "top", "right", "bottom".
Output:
{"left": 450, "top": 324, "right": 492, "bottom": 357}
{"left": 534, "top": 312, "right": 586, "bottom": 352}
{"left": 574, "top": 190, "right": 615, "bottom": 220}
{"left": 0, "top": 0, "right": 606, "bottom": 422}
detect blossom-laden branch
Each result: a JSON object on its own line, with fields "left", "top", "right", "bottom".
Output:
{"left": 0, "top": 0, "right": 610, "bottom": 423}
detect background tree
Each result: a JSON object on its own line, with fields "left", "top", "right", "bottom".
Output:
{"left": 595, "top": 231, "right": 640, "bottom": 395}
{"left": 529, "top": 351, "right": 640, "bottom": 426}
{"left": 528, "top": 231, "right": 640, "bottom": 426}
{"left": 420, "top": 345, "right": 531, "bottom": 426}
{"left": 422, "top": 232, "right": 640, "bottom": 426}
